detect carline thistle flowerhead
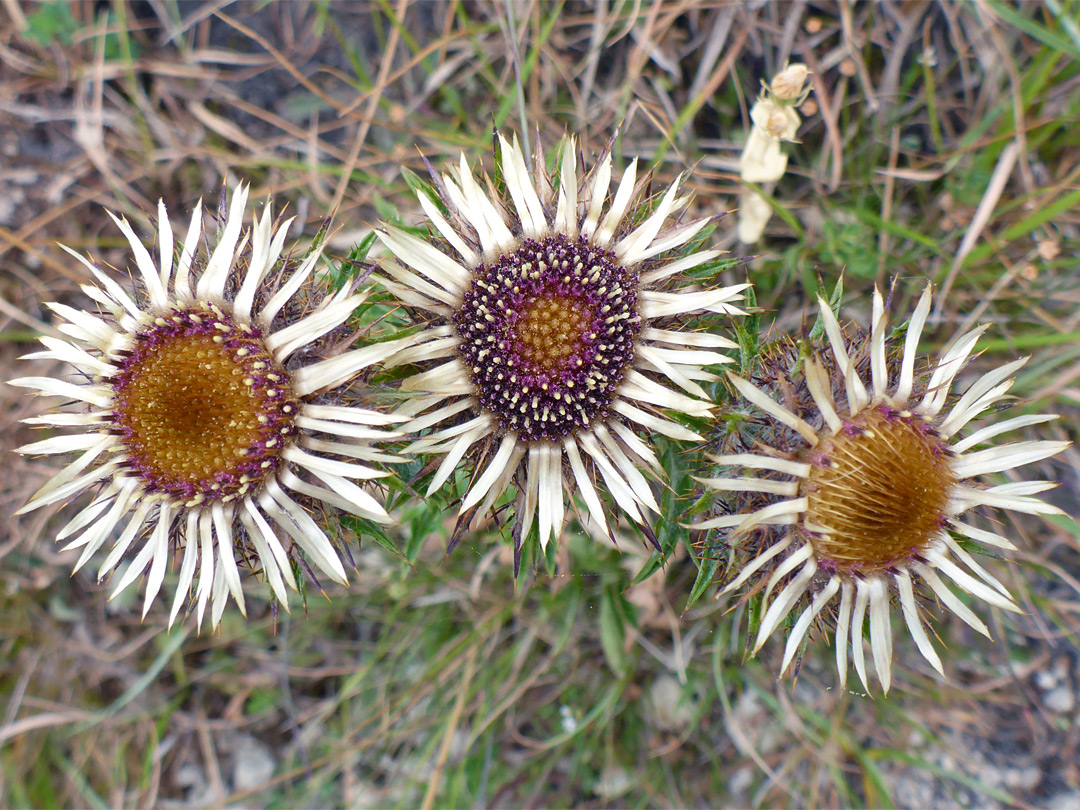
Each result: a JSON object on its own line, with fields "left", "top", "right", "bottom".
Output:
{"left": 694, "top": 285, "right": 1069, "bottom": 692}
{"left": 12, "top": 185, "right": 403, "bottom": 629}
{"left": 375, "top": 131, "right": 747, "bottom": 562}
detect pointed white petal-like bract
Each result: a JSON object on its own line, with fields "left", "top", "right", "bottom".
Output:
{"left": 755, "top": 556, "right": 817, "bottom": 653}
{"left": 851, "top": 581, "right": 871, "bottom": 692}
{"left": 196, "top": 184, "right": 251, "bottom": 301}
{"left": 781, "top": 576, "right": 839, "bottom": 674}
{"left": 896, "top": 569, "right": 944, "bottom": 676}
{"left": 895, "top": 283, "right": 933, "bottom": 404}
{"left": 726, "top": 373, "right": 818, "bottom": 446}
{"left": 835, "top": 579, "right": 854, "bottom": 690}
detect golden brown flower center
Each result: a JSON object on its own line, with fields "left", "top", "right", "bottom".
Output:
{"left": 802, "top": 407, "right": 955, "bottom": 574}
{"left": 110, "top": 307, "right": 297, "bottom": 501}
{"left": 510, "top": 293, "right": 591, "bottom": 372}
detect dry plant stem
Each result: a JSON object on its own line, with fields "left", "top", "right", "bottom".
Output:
{"left": 329, "top": 0, "right": 409, "bottom": 214}
{"left": 876, "top": 5, "right": 927, "bottom": 127}
{"left": 978, "top": 0, "right": 1036, "bottom": 193}
{"left": 0, "top": 223, "right": 88, "bottom": 284}
{"left": 0, "top": 709, "right": 98, "bottom": 747}
{"left": 935, "top": 142, "right": 1019, "bottom": 321}
{"left": 686, "top": 5, "right": 736, "bottom": 103}
{"left": 839, "top": 0, "right": 878, "bottom": 111}
{"left": 420, "top": 645, "right": 479, "bottom": 810}
{"left": 801, "top": 48, "right": 843, "bottom": 191}
{"left": 875, "top": 125, "right": 900, "bottom": 285}
{"left": 213, "top": 11, "right": 344, "bottom": 114}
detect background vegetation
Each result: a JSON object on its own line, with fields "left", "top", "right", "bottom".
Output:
{"left": 1, "top": 1, "right": 1078, "bottom": 807}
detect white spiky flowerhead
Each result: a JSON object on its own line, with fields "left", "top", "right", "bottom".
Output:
{"left": 694, "top": 285, "right": 1069, "bottom": 692}
{"left": 375, "top": 131, "right": 747, "bottom": 565}
{"left": 12, "top": 185, "right": 403, "bottom": 630}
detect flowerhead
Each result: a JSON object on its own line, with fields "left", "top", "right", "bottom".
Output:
{"left": 375, "top": 131, "right": 746, "bottom": 565}
{"left": 694, "top": 285, "right": 1068, "bottom": 692}
{"left": 12, "top": 185, "right": 403, "bottom": 629}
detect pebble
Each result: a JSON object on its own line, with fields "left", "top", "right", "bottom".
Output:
{"left": 231, "top": 734, "right": 276, "bottom": 792}
{"left": 645, "top": 675, "right": 697, "bottom": 733}
{"left": 1046, "top": 790, "right": 1080, "bottom": 810}
{"left": 595, "top": 765, "right": 635, "bottom": 799}
{"left": 728, "top": 766, "right": 754, "bottom": 796}
{"left": 346, "top": 778, "right": 384, "bottom": 810}
{"left": 1044, "top": 686, "right": 1076, "bottom": 715}
{"left": 1002, "top": 765, "right": 1041, "bottom": 791}
{"left": 892, "top": 772, "right": 933, "bottom": 809}
{"left": 1036, "top": 669, "right": 1059, "bottom": 690}
{"left": 175, "top": 763, "right": 216, "bottom": 808}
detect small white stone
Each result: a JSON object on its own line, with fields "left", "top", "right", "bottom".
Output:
{"left": 975, "top": 755, "right": 1002, "bottom": 789}
{"left": 175, "top": 763, "right": 205, "bottom": 791}
{"left": 1035, "top": 669, "right": 1058, "bottom": 690}
{"left": 176, "top": 762, "right": 216, "bottom": 807}
{"left": 345, "top": 777, "right": 384, "bottom": 810}
{"left": 645, "top": 675, "right": 697, "bottom": 733}
{"left": 559, "top": 704, "right": 578, "bottom": 734}
{"left": 893, "top": 772, "right": 933, "bottom": 809}
{"left": 1002, "top": 765, "right": 1041, "bottom": 791}
{"left": 729, "top": 766, "right": 754, "bottom": 796}
{"left": 1044, "top": 686, "right": 1076, "bottom": 715}
{"left": 231, "top": 733, "right": 276, "bottom": 792}
{"left": 594, "top": 765, "right": 635, "bottom": 799}
{"left": 1046, "top": 790, "right": 1080, "bottom": 810}
{"left": 733, "top": 689, "right": 761, "bottom": 724}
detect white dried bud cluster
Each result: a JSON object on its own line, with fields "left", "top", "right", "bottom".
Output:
{"left": 737, "top": 63, "right": 811, "bottom": 244}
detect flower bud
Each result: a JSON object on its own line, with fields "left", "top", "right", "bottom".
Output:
{"left": 770, "top": 63, "right": 809, "bottom": 100}
{"left": 750, "top": 99, "right": 800, "bottom": 142}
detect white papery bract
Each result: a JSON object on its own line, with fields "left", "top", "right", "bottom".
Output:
{"left": 376, "top": 132, "right": 746, "bottom": 561}
{"left": 694, "top": 285, "right": 1068, "bottom": 692}
{"left": 12, "top": 185, "right": 403, "bottom": 629}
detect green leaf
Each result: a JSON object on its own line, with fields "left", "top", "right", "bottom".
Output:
{"left": 24, "top": 2, "right": 78, "bottom": 47}
{"left": 958, "top": 186, "right": 1080, "bottom": 270}
{"left": 400, "top": 165, "right": 441, "bottom": 208}
{"left": 325, "top": 232, "right": 378, "bottom": 290}
{"left": 808, "top": 274, "right": 844, "bottom": 342}
{"left": 634, "top": 438, "right": 690, "bottom": 585}
{"left": 88, "top": 627, "right": 191, "bottom": 724}
{"left": 685, "top": 541, "right": 723, "bottom": 610}
{"left": 403, "top": 498, "right": 448, "bottom": 563}
{"left": 245, "top": 688, "right": 280, "bottom": 717}
{"left": 342, "top": 515, "right": 407, "bottom": 564}
{"left": 732, "top": 281, "right": 761, "bottom": 376}
{"left": 598, "top": 587, "right": 627, "bottom": 677}
{"left": 983, "top": 0, "right": 1080, "bottom": 62}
